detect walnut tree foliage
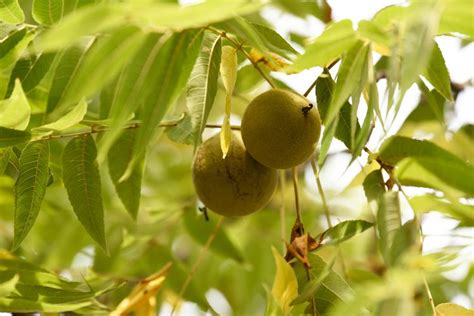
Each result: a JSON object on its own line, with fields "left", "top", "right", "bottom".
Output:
{"left": 0, "top": 0, "right": 473, "bottom": 315}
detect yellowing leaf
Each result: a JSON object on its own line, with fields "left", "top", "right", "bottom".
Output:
{"left": 110, "top": 262, "right": 172, "bottom": 316}
{"left": 0, "top": 79, "right": 30, "bottom": 130}
{"left": 271, "top": 246, "right": 298, "bottom": 315}
{"left": 249, "top": 48, "right": 293, "bottom": 73}
{"left": 436, "top": 303, "right": 474, "bottom": 316}
{"left": 219, "top": 45, "right": 237, "bottom": 158}
{"left": 220, "top": 46, "right": 237, "bottom": 93}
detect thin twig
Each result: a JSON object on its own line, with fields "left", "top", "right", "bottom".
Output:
{"left": 171, "top": 216, "right": 225, "bottom": 315}
{"left": 292, "top": 167, "right": 302, "bottom": 227}
{"left": 422, "top": 272, "right": 437, "bottom": 316}
{"left": 279, "top": 170, "right": 287, "bottom": 253}
{"left": 310, "top": 160, "right": 332, "bottom": 227}
{"left": 30, "top": 121, "right": 239, "bottom": 143}
{"left": 206, "top": 26, "right": 276, "bottom": 88}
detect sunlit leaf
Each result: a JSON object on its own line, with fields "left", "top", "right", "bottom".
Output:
{"left": 438, "top": 0, "right": 474, "bottom": 37}
{"left": 322, "top": 220, "right": 374, "bottom": 245}
{"left": 0, "top": 0, "right": 24, "bottom": 24}
{"left": 12, "top": 141, "right": 50, "bottom": 250}
{"left": 422, "top": 41, "right": 453, "bottom": 101}
{"left": 318, "top": 116, "right": 338, "bottom": 167}
{"left": 436, "top": 302, "right": 474, "bottom": 316}
{"left": 108, "top": 129, "right": 143, "bottom": 219}
{"left": 62, "top": 135, "right": 107, "bottom": 252}
{"left": 357, "top": 20, "right": 392, "bottom": 56}
{"left": 188, "top": 31, "right": 221, "bottom": 148}
{"left": 0, "top": 272, "right": 18, "bottom": 296}
{"left": 220, "top": 45, "right": 237, "bottom": 158}
{"left": 290, "top": 20, "right": 357, "bottom": 71}
{"left": 379, "top": 136, "right": 474, "bottom": 196}
{"left": 36, "top": 4, "right": 126, "bottom": 51}
{"left": 270, "top": 247, "right": 298, "bottom": 315}
{"left": 377, "top": 191, "right": 401, "bottom": 265}
{"left": 409, "top": 194, "right": 474, "bottom": 224}
{"left": 0, "top": 127, "right": 30, "bottom": 148}
{"left": 0, "top": 80, "right": 30, "bottom": 130}
{"left": 33, "top": 99, "right": 87, "bottom": 132}
{"left": 32, "top": 0, "right": 64, "bottom": 25}
{"left": 235, "top": 64, "right": 263, "bottom": 94}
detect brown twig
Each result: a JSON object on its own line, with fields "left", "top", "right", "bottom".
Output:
{"left": 303, "top": 59, "right": 340, "bottom": 97}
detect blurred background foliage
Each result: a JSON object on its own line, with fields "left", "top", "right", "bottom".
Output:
{"left": 0, "top": 0, "right": 473, "bottom": 315}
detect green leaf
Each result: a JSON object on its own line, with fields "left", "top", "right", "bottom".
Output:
{"left": 220, "top": 17, "right": 297, "bottom": 59}
{"left": 32, "top": 0, "right": 64, "bottom": 25}
{"left": 0, "top": 28, "right": 34, "bottom": 98}
{"left": 409, "top": 194, "right": 474, "bottom": 224}
{"left": 108, "top": 129, "right": 143, "bottom": 219}
{"left": 325, "top": 41, "right": 369, "bottom": 126}
{"left": 379, "top": 136, "right": 474, "bottom": 197}
{"left": 128, "top": 30, "right": 203, "bottom": 175}
{"left": 96, "top": 33, "right": 166, "bottom": 160}
{"left": 363, "top": 169, "right": 386, "bottom": 203}
{"left": 36, "top": 4, "right": 125, "bottom": 51}
{"left": 422, "top": 41, "right": 453, "bottom": 101}
{"left": 183, "top": 210, "right": 244, "bottom": 263}
{"left": 62, "top": 135, "right": 107, "bottom": 252}
{"left": 235, "top": 63, "right": 263, "bottom": 94}
{"left": 322, "top": 220, "right": 374, "bottom": 246}
{"left": 133, "top": 0, "right": 261, "bottom": 32}
{"left": 388, "top": 220, "right": 419, "bottom": 266}
{"left": 316, "top": 69, "right": 360, "bottom": 150}
{"left": 50, "top": 26, "right": 146, "bottom": 117}
{"left": 12, "top": 141, "right": 50, "bottom": 250}
{"left": 46, "top": 46, "right": 87, "bottom": 114}
{"left": 0, "top": 0, "right": 24, "bottom": 24}
{"left": 0, "top": 250, "right": 108, "bottom": 313}
{"left": 0, "top": 147, "right": 11, "bottom": 173}
{"left": 165, "top": 112, "right": 194, "bottom": 145}
{"left": 318, "top": 116, "right": 338, "bottom": 167}
{"left": 6, "top": 52, "right": 56, "bottom": 97}
{"left": 357, "top": 20, "right": 392, "bottom": 55}
{"left": 33, "top": 98, "right": 87, "bottom": 132}
{"left": 294, "top": 254, "right": 354, "bottom": 313}
{"left": 0, "top": 127, "right": 31, "bottom": 148}
{"left": 0, "top": 79, "right": 30, "bottom": 130}
{"left": 188, "top": 31, "right": 221, "bottom": 148}
{"left": 250, "top": 22, "right": 298, "bottom": 56}
{"left": 270, "top": 247, "right": 298, "bottom": 315}
{"left": 377, "top": 191, "right": 401, "bottom": 265}
{"left": 290, "top": 20, "right": 357, "bottom": 71}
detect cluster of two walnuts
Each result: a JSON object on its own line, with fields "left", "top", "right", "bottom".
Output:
{"left": 192, "top": 89, "right": 322, "bottom": 217}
